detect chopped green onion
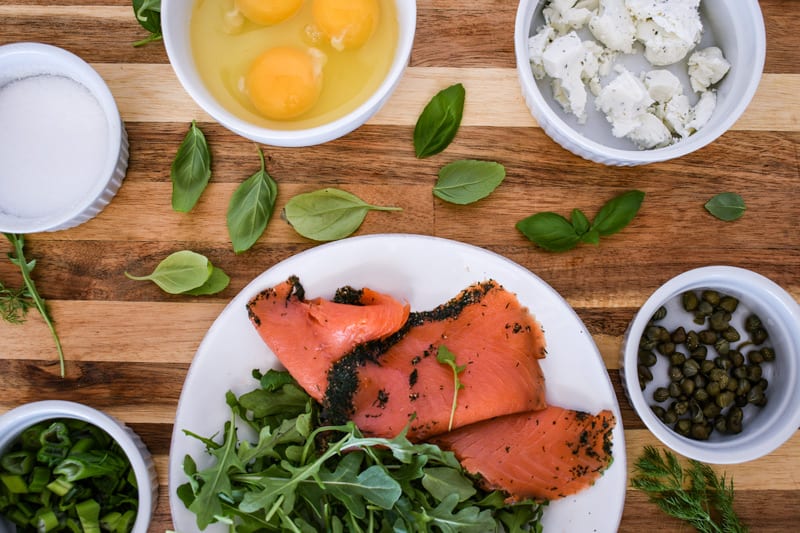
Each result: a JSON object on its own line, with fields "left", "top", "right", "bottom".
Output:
{"left": 1, "top": 451, "right": 34, "bottom": 475}
{"left": 33, "top": 508, "right": 60, "bottom": 532}
{"left": 0, "top": 473, "right": 28, "bottom": 494}
{"left": 76, "top": 498, "right": 101, "bottom": 533}
{"left": 54, "top": 451, "right": 127, "bottom": 482}
{"left": 45, "top": 476, "right": 73, "bottom": 497}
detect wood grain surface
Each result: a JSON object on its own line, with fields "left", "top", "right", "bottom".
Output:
{"left": 1, "top": 1, "right": 798, "bottom": 532}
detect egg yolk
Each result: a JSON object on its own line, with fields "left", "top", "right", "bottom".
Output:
{"left": 246, "top": 46, "right": 324, "bottom": 120}
{"left": 235, "top": 0, "right": 304, "bottom": 26}
{"left": 312, "top": 0, "right": 380, "bottom": 51}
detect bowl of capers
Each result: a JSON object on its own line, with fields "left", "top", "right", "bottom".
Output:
{"left": 621, "top": 266, "right": 800, "bottom": 464}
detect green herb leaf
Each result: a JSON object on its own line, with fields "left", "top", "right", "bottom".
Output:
{"left": 227, "top": 147, "right": 278, "bottom": 253}
{"left": 183, "top": 267, "right": 230, "bottom": 296}
{"left": 125, "top": 250, "right": 212, "bottom": 294}
{"left": 421, "top": 467, "right": 477, "bottom": 502}
{"left": 282, "top": 188, "right": 401, "bottom": 242}
{"left": 570, "top": 208, "right": 590, "bottom": 235}
{"left": 433, "top": 160, "right": 505, "bottom": 205}
{"left": 705, "top": 192, "right": 746, "bottom": 221}
{"left": 436, "top": 345, "right": 466, "bottom": 431}
{"left": 3, "top": 233, "right": 65, "bottom": 377}
{"left": 0, "top": 282, "right": 33, "bottom": 324}
{"left": 132, "top": 0, "right": 162, "bottom": 47}
{"left": 171, "top": 121, "right": 212, "bottom": 213}
{"left": 516, "top": 212, "right": 581, "bottom": 252}
{"left": 591, "top": 190, "right": 646, "bottom": 236}
{"left": 632, "top": 446, "right": 748, "bottom": 533}
{"left": 414, "top": 83, "right": 465, "bottom": 158}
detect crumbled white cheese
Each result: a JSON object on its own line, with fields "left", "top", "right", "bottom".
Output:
{"left": 588, "top": 0, "right": 637, "bottom": 53}
{"left": 528, "top": 25, "right": 556, "bottom": 79}
{"left": 655, "top": 93, "right": 692, "bottom": 137}
{"left": 543, "top": 0, "right": 599, "bottom": 33}
{"left": 542, "top": 32, "right": 591, "bottom": 121}
{"left": 629, "top": 0, "right": 703, "bottom": 66}
{"left": 688, "top": 46, "right": 731, "bottom": 92}
{"left": 644, "top": 69, "right": 683, "bottom": 104}
{"left": 685, "top": 90, "right": 716, "bottom": 132}
{"left": 594, "top": 67, "right": 654, "bottom": 138}
{"left": 629, "top": 112, "right": 674, "bottom": 149}
{"left": 581, "top": 40, "right": 617, "bottom": 96}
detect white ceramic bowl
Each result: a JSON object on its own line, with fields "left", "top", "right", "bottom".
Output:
{"left": 163, "top": 0, "right": 416, "bottom": 147}
{"left": 0, "top": 401, "right": 157, "bottom": 532}
{"left": 621, "top": 266, "right": 800, "bottom": 464}
{"left": 0, "top": 42, "right": 128, "bottom": 233}
{"left": 514, "top": 0, "right": 766, "bottom": 166}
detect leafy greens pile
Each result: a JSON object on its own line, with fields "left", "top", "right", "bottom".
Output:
{"left": 178, "top": 370, "right": 544, "bottom": 532}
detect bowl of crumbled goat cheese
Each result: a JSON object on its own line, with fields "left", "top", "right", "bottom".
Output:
{"left": 514, "top": 0, "right": 766, "bottom": 166}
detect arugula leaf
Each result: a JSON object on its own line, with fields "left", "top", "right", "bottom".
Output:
{"left": 705, "top": 192, "right": 746, "bottom": 221}
{"left": 227, "top": 147, "right": 278, "bottom": 253}
{"left": 433, "top": 160, "right": 505, "bottom": 205}
{"left": 171, "top": 121, "right": 212, "bottom": 213}
{"left": 436, "top": 345, "right": 466, "bottom": 431}
{"left": 419, "top": 493, "right": 497, "bottom": 533}
{"left": 282, "top": 188, "right": 401, "bottom": 241}
{"left": 414, "top": 83, "right": 466, "bottom": 158}
{"left": 517, "top": 190, "right": 645, "bottom": 252}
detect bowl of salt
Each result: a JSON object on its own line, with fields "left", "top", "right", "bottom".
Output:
{"left": 0, "top": 42, "right": 128, "bottom": 233}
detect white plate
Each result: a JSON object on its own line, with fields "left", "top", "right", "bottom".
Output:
{"left": 168, "top": 234, "right": 626, "bottom": 532}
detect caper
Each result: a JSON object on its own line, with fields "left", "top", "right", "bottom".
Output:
{"left": 714, "top": 416, "right": 727, "bottom": 433}
{"left": 663, "top": 409, "right": 678, "bottom": 424}
{"left": 706, "top": 381, "right": 721, "bottom": 397}
{"left": 670, "top": 326, "right": 687, "bottom": 344}
{"left": 690, "top": 345, "right": 708, "bottom": 361}
{"left": 685, "top": 330, "right": 700, "bottom": 350}
{"left": 691, "top": 423, "right": 711, "bottom": 441}
{"left": 718, "top": 296, "right": 739, "bottom": 313}
{"left": 722, "top": 326, "right": 740, "bottom": 342}
{"left": 668, "top": 365, "right": 684, "bottom": 382}
{"left": 682, "top": 359, "right": 700, "bottom": 378}
{"left": 639, "top": 336, "right": 658, "bottom": 351}
{"left": 732, "top": 366, "right": 748, "bottom": 380}
{"left": 726, "top": 376, "right": 739, "bottom": 393}
{"left": 645, "top": 325, "right": 665, "bottom": 341}
{"left": 651, "top": 305, "right": 667, "bottom": 321}
{"left": 751, "top": 327, "right": 769, "bottom": 345}
{"left": 668, "top": 382, "right": 682, "bottom": 398}
{"left": 653, "top": 387, "right": 670, "bottom": 403}
{"left": 747, "top": 349, "right": 764, "bottom": 364}
{"left": 757, "top": 378, "right": 769, "bottom": 391}
{"left": 638, "top": 349, "right": 657, "bottom": 367}
{"left": 729, "top": 350, "right": 744, "bottom": 368}
{"left": 708, "top": 367, "right": 728, "bottom": 383}
{"left": 747, "top": 385, "right": 765, "bottom": 405}
{"left": 709, "top": 310, "right": 730, "bottom": 331}
{"left": 673, "top": 401, "right": 689, "bottom": 416}
{"left": 744, "top": 314, "right": 762, "bottom": 332}
{"left": 760, "top": 346, "right": 776, "bottom": 362}
{"left": 715, "top": 338, "right": 731, "bottom": 356}
{"left": 698, "top": 330, "right": 718, "bottom": 345}
{"left": 734, "top": 394, "right": 748, "bottom": 408}
{"left": 701, "top": 290, "right": 721, "bottom": 306}
{"left": 715, "top": 355, "right": 732, "bottom": 370}
{"left": 651, "top": 405, "right": 666, "bottom": 420}
{"left": 680, "top": 378, "right": 696, "bottom": 396}
{"left": 694, "top": 388, "right": 710, "bottom": 403}
{"left": 746, "top": 364, "right": 763, "bottom": 382}
{"left": 638, "top": 364, "right": 653, "bottom": 383}
{"left": 669, "top": 352, "right": 686, "bottom": 366}
{"left": 700, "top": 359, "right": 716, "bottom": 374}
{"left": 702, "top": 403, "right": 721, "bottom": 419}
{"left": 727, "top": 407, "right": 744, "bottom": 434}
{"left": 658, "top": 342, "right": 677, "bottom": 356}
{"left": 682, "top": 291, "right": 699, "bottom": 312}
{"left": 697, "top": 300, "right": 714, "bottom": 317}
{"left": 675, "top": 419, "right": 692, "bottom": 437}
{"left": 716, "top": 391, "right": 735, "bottom": 409}
{"left": 694, "top": 374, "right": 707, "bottom": 389}
{"left": 689, "top": 401, "right": 705, "bottom": 423}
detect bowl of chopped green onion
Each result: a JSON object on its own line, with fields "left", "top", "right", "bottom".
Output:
{"left": 0, "top": 401, "right": 156, "bottom": 532}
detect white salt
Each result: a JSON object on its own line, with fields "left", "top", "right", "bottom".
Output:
{"left": 0, "top": 75, "right": 109, "bottom": 219}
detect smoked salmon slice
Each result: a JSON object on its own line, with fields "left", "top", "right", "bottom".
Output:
{"left": 322, "top": 280, "right": 548, "bottom": 441}
{"left": 430, "top": 407, "right": 616, "bottom": 502}
{"left": 246, "top": 276, "right": 410, "bottom": 401}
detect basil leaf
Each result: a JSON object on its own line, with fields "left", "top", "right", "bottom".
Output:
{"left": 705, "top": 192, "right": 746, "bottom": 221}
{"left": 414, "top": 83, "right": 465, "bottom": 159}
{"left": 516, "top": 212, "right": 581, "bottom": 252}
{"left": 132, "top": 0, "right": 162, "bottom": 46}
{"left": 591, "top": 190, "right": 645, "bottom": 236}
{"left": 433, "top": 160, "right": 505, "bottom": 205}
{"left": 183, "top": 267, "right": 230, "bottom": 296}
{"left": 125, "top": 250, "right": 212, "bottom": 294}
{"left": 282, "top": 188, "right": 401, "bottom": 242}
{"left": 171, "top": 121, "right": 212, "bottom": 213}
{"left": 227, "top": 147, "right": 278, "bottom": 253}
{"left": 570, "top": 208, "right": 590, "bottom": 235}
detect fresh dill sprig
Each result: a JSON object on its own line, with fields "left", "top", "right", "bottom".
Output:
{"left": 0, "top": 282, "right": 34, "bottom": 324}
{"left": 632, "top": 446, "right": 748, "bottom": 533}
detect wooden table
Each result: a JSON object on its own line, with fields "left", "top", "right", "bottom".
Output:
{"left": 1, "top": 1, "right": 797, "bottom": 531}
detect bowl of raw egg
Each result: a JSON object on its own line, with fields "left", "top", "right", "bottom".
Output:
{"left": 163, "top": 0, "right": 416, "bottom": 147}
